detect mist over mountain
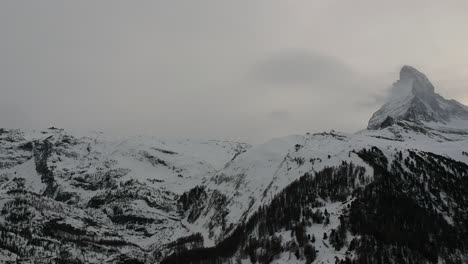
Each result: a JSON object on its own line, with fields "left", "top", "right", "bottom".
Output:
{"left": 1, "top": 66, "right": 468, "bottom": 263}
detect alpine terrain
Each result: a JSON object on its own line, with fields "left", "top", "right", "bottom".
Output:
{"left": 1, "top": 65, "right": 468, "bottom": 264}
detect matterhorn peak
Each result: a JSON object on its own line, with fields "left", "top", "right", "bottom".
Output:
{"left": 367, "top": 65, "right": 468, "bottom": 130}
{"left": 399, "top": 65, "right": 435, "bottom": 98}
{"left": 400, "top": 65, "right": 430, "bottom": 82}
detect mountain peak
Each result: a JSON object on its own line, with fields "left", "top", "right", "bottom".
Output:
{"left": 367, "top": 65, "right": 468, "bottom": 130}
{"left": 400, "top": 65, "right": 425, "bottom": 79}
{"left": 399, "top": 65, "right": 435, "bottom": 97}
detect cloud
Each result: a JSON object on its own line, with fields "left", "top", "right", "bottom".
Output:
{"left": 245, "top": 50, "right": 387, "bottom": 106}
{"left": 0, "top": 1, "right": 466, "bottom": 143}
{"left": 249, "top": 51, "right": 354, "bottom": 87}
{"left": 354, "top": 93, "right": 388, "bottom": 109}
{"left": 232, "top": 49, "right": 392, "bottom": 140}
{"left": 268, "top": 110, "right": 290, "bottom": 121}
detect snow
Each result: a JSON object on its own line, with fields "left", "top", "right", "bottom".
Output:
{"left": 195, "top": 123, "right": 468, "bottom": 249}
{"left": 0, "top": 128, "right": 252, "bottom": 257}
{"left": 233, "top": 200, "right": 355, "bottom": 264}
{"left": 5, "top": 159, "right": 46, "bottom": 194}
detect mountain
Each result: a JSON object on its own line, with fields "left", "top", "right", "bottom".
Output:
{"left": 1, "top": 66, "right": 468, "bottom": 264}
{"left": 0, "top": 129, "right": 250, "bottom": 263}
{"left": 167, "top": 66, "right": 468, "bottom": 264}
{"left": 368, "top": 65, "right": 468, "bottom": 130}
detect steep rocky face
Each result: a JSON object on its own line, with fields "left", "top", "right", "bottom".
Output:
{"left": 399, "top": 65, "right": 435, "bottom": 98}
{"left": 368, "top": 65, "right": 468, "bottom": 130}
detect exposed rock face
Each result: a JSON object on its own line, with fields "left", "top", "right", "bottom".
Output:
{"left": 368, "top": 65, "right": 468, "bottom": 129}
{"left": 400, "top": 65, "right": 435, "bottom": 97}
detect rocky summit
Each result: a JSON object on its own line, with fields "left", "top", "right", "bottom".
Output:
{"left": 368, "top": 66, "right": 468, "bottom": 130}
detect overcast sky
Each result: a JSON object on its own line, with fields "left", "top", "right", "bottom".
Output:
{"left": 1, "top": 1, "right": 468, "bottom": 143}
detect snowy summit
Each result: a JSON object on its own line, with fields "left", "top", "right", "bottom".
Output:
{"left": 368, "top": 65, "right": 468, "bottom": 130}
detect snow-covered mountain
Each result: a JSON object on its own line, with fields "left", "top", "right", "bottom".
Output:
{"left": 169, "top": 66, "right": 468, "bottom": 264}
{"left": 368, "top": 65, "right": 468, "bottom": 131}
{"left": 0, "top": 129, "right": 249, "bottom": 263}
{"left": 1, "top": 66, "right": 468, "bottom": 264}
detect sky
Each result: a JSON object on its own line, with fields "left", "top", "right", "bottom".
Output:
{"left": 1, "top": 1, "right": 468, "bottom": 143}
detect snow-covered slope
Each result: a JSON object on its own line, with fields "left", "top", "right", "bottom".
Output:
{"left": 0, "top": 128, "right": 250, "bottom": 262}
{"left": 192, "top": 128, "right": 468, "bottom": 238}
{"left": 1, "top": 128, "right": 249, "bottom": 195}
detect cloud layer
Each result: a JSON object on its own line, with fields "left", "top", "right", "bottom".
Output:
{"left": 1, "top": 1, "right": 467, "bottom": 142}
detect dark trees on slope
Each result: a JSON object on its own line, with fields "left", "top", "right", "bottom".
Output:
{"left": 164, "top": 147, "right": 468, "bottom": 264}
{"left": 164, "top": 162, "right": 365, "bottom": 263}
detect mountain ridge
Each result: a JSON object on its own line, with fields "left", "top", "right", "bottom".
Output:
{"left": 1, "top": 66, "right": 468, "bottom": 263}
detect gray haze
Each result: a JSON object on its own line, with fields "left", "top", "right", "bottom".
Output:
{"left": 1, "top": 1, "right": 468, "bottom": 143}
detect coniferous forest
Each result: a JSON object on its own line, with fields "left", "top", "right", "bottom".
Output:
{"left": 163, "top": 147, "right": 468, "bottom": 264}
